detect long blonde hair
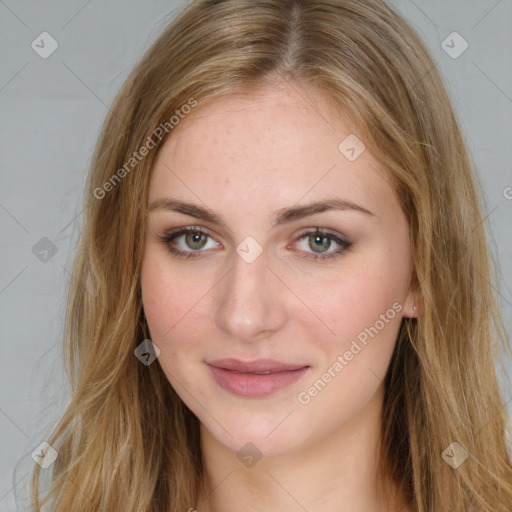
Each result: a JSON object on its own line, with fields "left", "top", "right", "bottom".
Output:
{"left": 29, "top": 0, "right": 512, "bottom": 510}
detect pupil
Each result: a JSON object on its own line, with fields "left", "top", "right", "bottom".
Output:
{"left": 186, "top": 231, "right": 206, "bottom": 250}
{"left": 310, "top": 234, "right": 330, "bottom": 253}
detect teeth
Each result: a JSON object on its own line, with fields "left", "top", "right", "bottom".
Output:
{"left": 254, "top": 371, "right": 272, "bottom": 375}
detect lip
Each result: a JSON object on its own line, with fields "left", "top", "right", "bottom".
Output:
{"left": 206, "top": 358, "right": 311, "bottom": 397}
{"left": 208, "top": 358, "right": 308, "bottom": 373}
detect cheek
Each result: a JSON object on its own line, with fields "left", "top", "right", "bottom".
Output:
{"left": 292, "top": 262, "right": 405, "bottom": 424}
{"left": 141, "top": 257, "right": 174, "bottom": 339}
{"left": 141, "top": 253, "right": 187, "bottom": 340}
{"left": 292, "top": 257, "right": 406, "bottom": 355}
{"left": 140, "top": 251, "right": 218, "bottom": 362}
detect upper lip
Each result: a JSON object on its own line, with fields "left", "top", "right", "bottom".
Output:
{"left": 207, "top": 358, "right": 308, "bottom": 373}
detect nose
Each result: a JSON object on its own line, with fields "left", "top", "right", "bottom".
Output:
{"left": 214, "top": 245, "right": 287, "bottom": 343}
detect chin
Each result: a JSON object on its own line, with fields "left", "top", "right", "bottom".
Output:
{"left": 199, "top": 409, "right": 312, "bottom": 461}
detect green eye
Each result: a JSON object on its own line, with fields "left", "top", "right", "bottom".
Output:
{"left": 159, "top": 226, "right": 352, "bottom": 261}
{"left": 294, "top": 228, "right": 352, "bottom": 261}
{"left": 160, "top": 226, "right": 219, "bottom": 259}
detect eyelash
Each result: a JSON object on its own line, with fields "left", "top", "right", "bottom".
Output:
{"left": 157, "top": 226, "right": 352, "bottom": 261}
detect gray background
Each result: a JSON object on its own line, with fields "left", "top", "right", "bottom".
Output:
{"left": 1, "top": 1, "right": 511, "bottom": 510}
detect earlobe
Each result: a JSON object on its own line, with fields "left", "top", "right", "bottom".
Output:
{"left": 403, "top": 292, "right": 419, "bottom": 318}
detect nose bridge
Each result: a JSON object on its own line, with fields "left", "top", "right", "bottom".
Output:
{"left": 214, "top": 247, "right": 286, "bottom": 340}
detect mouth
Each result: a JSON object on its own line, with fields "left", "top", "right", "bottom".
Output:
{"left": 206, "top": 358, "right": 311, "bottom": 397}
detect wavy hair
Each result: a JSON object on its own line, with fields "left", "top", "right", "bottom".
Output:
{"left": 29, "top": 0, "right": 512, "bottom": 510}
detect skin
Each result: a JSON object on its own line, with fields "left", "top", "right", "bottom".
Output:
{"left": 140, "top": 80, "right": 417, "bottom": 512}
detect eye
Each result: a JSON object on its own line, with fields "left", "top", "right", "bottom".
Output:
{"left": 158, "top": 226, "right": 220, "bottom": 259}
{"left": 292, "top": 228, "right": 352, "bottom": 261}
{"left": 158, "top": 226, "right": 352, "bottom": 261}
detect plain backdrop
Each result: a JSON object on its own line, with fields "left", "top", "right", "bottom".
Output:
{"left": 1, "top": 1, "right": 511, "bottom": 510}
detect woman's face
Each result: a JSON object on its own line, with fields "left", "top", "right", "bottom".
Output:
{"left": 140, "top": 82, "right": 416, "bottom": 457}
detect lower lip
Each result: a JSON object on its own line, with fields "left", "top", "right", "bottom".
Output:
{"left": 207, "top": 364, "right": 310, "bottom": 398}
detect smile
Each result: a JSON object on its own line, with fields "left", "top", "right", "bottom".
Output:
{"left": 206, "top": 359, "right": 311, "bottom": 397}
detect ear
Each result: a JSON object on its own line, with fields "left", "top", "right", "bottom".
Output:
{"left": 402, "top": 289, "right": 419, "bottom": 318}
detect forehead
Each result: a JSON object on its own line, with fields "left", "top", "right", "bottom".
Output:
{"left": 148, "top": 83, "right": 399, "bottom": 223}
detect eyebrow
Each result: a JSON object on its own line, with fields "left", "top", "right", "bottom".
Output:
{"left": 147, "top": 197, "right": 376, "bottom": 227}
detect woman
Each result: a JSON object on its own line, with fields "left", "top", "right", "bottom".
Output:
{"left": 30, "top": 0, "right": 512, "bottom": 510}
